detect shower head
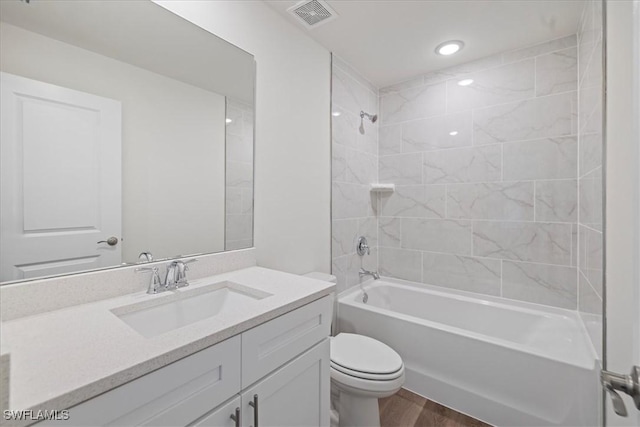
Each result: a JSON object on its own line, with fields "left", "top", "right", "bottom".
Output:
{"left": 360, "top": 111, "right": 378, "bottom": 123}
{"left": 359, "top": 110, "right": 378, "bottom": 134}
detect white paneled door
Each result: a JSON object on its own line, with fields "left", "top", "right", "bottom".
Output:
{"left": 1, "top": 72, "right": 122, "bottom": 282}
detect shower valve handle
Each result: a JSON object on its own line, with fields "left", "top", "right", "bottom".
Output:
{"left": 356, "top": 236, "right": 370, "bottom": 256}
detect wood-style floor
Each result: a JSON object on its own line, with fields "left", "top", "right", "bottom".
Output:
{"left": 379, "top": 389, "right": 492, "bottom": 427}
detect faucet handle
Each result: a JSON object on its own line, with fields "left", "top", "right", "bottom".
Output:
{"left": 175, "top": 259, "right": 197, "bottom": 287}
{"left": 181, "top": 258, "right": 198, "bottom": 273}
{"left": 136, "top": 266, "right": 163, "bottom": 294}
{"left": 356, "top": 236, "right": 370, "bottom": 256}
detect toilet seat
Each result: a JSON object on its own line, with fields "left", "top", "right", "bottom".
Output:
{"left": 330, "top": 362, "right": 405, "bottom": 396}
{"left": 330, "top": 333, "right": 404, "bottom": 382}
{"left": 330, "top": 361, "right": 403, "bottom": 381}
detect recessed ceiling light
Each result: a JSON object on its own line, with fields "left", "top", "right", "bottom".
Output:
{"left": 449, "top": 131, "right": 459, "bottom": 136}
{"left": 457, "top": 79, "right": 474, "bottom": 86}
{"left": 226, "top": 118, "right": 232, "bottom": 124}
{"left": 435, "top": 40, "right": 464, "bottom": 56}
{"left": 332, "top": 111, "right": 341, "bottom": 117}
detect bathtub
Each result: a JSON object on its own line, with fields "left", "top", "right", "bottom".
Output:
{"left": 337, "top": 279, "right": 600, "bottom": 427}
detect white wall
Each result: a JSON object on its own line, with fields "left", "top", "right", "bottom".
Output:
{"left": 605, "top": 1, "right": 640, "bottom": 425}
{"left": 0, "top": 23, "right": 226, "bottom": 263}
{"left": 156, "top": 1, "right": 332, "bottom": 275}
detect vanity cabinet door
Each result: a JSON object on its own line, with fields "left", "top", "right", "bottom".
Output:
{"left": 241, "top": 339, "right": 330, "bottom": 427}
{"left": 241, "top": 296, "right": 332, "bottom": 388}
{"left": 190, "top": 396, "right": 241, "bottom": 427}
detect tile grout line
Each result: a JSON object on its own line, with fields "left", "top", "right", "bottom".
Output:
{"left": 332, "top": 60, "right": 380, "bottom": 102}
{"left": 500, "top": 259, "right": 504, "bottom": 297}
{"left": 444, "top": 184, "right": 448, "bottom": 219}
{"left": 534, "top": 55, "right": 537, "bottom": 98}
{"left": 420, "top": 247, "right": 424, "bottom": 283}
{"left": 533, "top": 180, "right": 537, "bottom": 222}
{"left": 378, "top": 242, "right": 577, "bottom": 269}
{"left": 380, "top": 37, "right": 578, "bottom": 98}
{"left": 378, "top": 134, "right": 580, "bottom": 158}
{"left": 500, "top": 143, "right": 504, "bottom": 181}
{"left": 576, "top": 28, "right": 582, "bottom": 312}
{"left": 580, "top": 268, "right": 603, "bottom": 300}
{"left": 379, "top": 90, "right": 578, "bottom": 129}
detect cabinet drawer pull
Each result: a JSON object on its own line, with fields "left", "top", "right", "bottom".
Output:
{"left": 248, "top": 394, "right": 259, "bottom": 427}
{"left": 230, "top": 407, "right": 240, "bottom": 427}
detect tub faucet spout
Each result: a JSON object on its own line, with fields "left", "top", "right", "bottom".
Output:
{"left": 359, "top": 268, "right": 380, "bottom": 280}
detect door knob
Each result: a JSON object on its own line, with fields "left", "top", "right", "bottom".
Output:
{"left": 602, "top": 366, "right": 640, "bottom": 416}
{"left": 97, "top": 237, "right": 118, "bottom": 246}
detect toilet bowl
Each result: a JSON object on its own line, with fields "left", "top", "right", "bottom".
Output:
{"left": 330, "top": 333, "right": 405, "bottom": 427}
{"left": 303, "top": 273, "right": 405, "bottom": 427}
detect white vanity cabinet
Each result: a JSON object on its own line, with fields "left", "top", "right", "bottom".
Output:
{"left": 235, "top": 293, "right": 332, "bottom": 427}
{"left": 240, "top": 340, "right": 330, "bottom": 427}
{"left": 194, "top": 340, "right": 329, "bottom": 427}
{"left": 42, "top": 296, "right": 332, "bottom": 427}
{"left": 41, "top": 335, "right": 242, "bottom": 427}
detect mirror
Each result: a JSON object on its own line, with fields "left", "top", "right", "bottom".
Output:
{"left": 0, "top": 0, "right": 255, "bottom": 284}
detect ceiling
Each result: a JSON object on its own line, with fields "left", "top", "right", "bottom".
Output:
{"left": 265, "top": 0, "right": 585, "bottom": 88}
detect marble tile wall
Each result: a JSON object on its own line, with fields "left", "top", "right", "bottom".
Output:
{"left": 225, "top": 98, "right": 254, "bottom": 250}
{"left": 577, "top": 0, "right": 604, "bottom": 358}
{"left": 377, "top": 34, "right": 584, "bottom": 310}
{"left": 331, "top": 55, "right": 379, "bottom": 292}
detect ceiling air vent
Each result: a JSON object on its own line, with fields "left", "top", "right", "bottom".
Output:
{"left": 287, "top": 0, "right": 337, "bottom": 29}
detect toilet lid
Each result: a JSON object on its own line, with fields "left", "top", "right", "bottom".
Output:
{"left": 330, "top": 333, "right": 403, "bottom": 375}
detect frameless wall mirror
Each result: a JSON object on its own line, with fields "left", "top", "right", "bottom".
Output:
{"left": 0, "top": 0, "right": 255, "bottom": 284}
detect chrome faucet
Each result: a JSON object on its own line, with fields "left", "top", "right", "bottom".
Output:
{"left": 359, "top": 268, "right": 380, "bottom": 280}
{"left": 136, "top": 259, "right": 197, "bottom": 294}
{"left": 357, "top": 268, "right": 378, "bottom": 303}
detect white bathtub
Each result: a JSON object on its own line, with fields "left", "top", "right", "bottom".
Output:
{"left": 337, "top": 279, "right": 600, "bottom": 427}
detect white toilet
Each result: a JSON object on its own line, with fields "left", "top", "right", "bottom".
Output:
{"left": 331, "top": 333, "right": 405, "bottom": 427}
{"left": 303, "top": 273, "right": 405, "bottom": 427}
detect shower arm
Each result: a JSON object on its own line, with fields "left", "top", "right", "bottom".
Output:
{"left": 360, "top": 110, "right": 378, "bottom": 123}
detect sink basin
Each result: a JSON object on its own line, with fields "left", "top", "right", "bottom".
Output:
{"left": 112, "top": 281, "right": 269, "bottom": 338}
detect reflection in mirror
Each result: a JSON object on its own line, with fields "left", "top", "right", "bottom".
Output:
{"left": 225, "top": 99, "right": 254, "bottom": 250}
{"left": 0, "top": 0, "right": 255, "bottom": 284}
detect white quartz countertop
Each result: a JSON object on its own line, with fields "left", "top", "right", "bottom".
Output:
{"left": 0, "top": 267, "right": 335, "bottom": 416}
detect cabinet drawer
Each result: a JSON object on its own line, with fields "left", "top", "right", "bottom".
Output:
{"left": 241, "top": 296, "right": 332, "bottom": 388}
{"left": 45, "top": 336, "right": 241, "bottom": 427}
